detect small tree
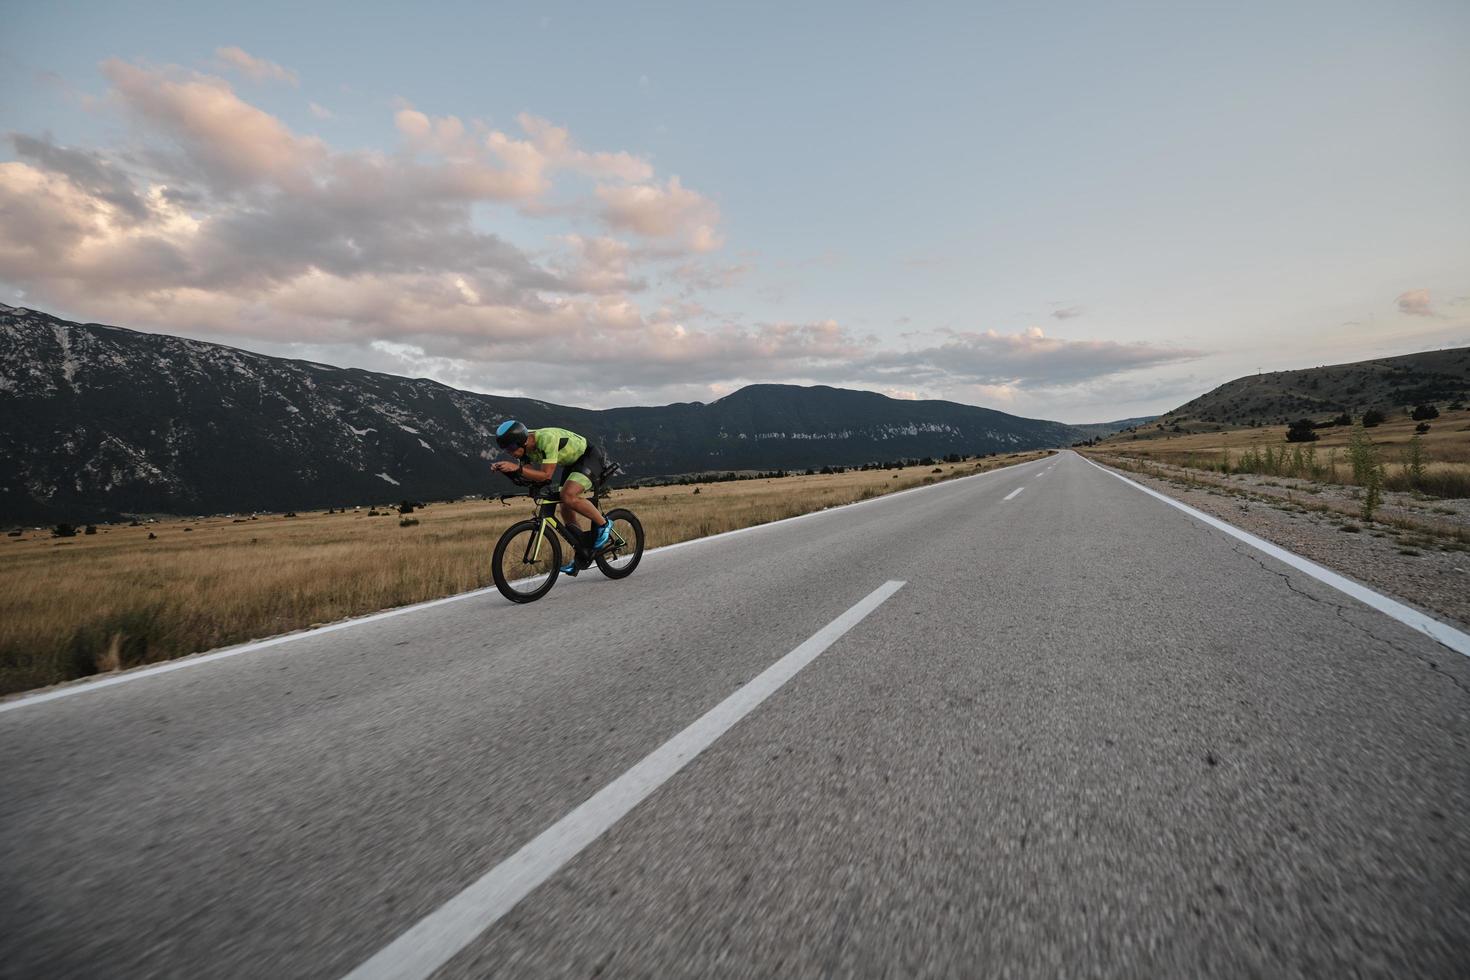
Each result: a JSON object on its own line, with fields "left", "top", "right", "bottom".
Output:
{"left": 1410, "top": 404, "right": 1440, "bottom": 421}
{"left": 1285, "top": 419, "right": 1319, "bottom": 442}
{"left": 1401, "top": 434, "right": 1427, "bottom": 489}
{"left": 1362, "top": 467, "right": 1383, "bottom": 521}
{"left": 1415, "top": 422, "right": 1431, "bottom": 434}
{"left": 1361, "top": 409, "right": 1385, "bottom": 428}
{"left": 1346, "top": 424, "right": 1378, "bottom": 485}
{"left": 1332, "top": 412, "right": 1352, "bottom": 426}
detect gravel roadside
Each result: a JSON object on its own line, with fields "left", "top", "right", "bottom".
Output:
{"left": 1087, "top": 453, "right": 1470, "bottom": 631}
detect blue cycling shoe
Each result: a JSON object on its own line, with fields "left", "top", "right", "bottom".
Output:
{"left": 592, "top": 520, "right": 612, "bottom": 550}
{"left": 559, "top": 561, "right": 578, "bottom": 577}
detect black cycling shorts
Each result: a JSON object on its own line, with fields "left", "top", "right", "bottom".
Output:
{"left": 562, "top": 442, "right": 609, "bottom": 491}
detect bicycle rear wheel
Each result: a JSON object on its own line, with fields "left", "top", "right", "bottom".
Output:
{"left": 492, "top": 520, "right": 561, "bottom": 602}
{"left": 594, "top": 509, "right": 644, "bottom": 579}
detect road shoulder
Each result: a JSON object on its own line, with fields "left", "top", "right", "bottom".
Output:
{"left": 1084, "top": 453, "right": 1470, "bottom": 631}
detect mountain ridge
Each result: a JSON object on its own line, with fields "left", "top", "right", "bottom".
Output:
{"left": 1156, "top": 348, "right": 1470, "bottom": 432}
{"left": 1, "top": 305, "right": 1121, "bottom": 522}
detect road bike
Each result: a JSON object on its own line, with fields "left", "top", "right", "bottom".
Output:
{"left": 490, "top": 466, "right": 645, "bottom": 603}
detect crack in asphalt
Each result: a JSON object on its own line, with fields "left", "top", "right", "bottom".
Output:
{"left": 1228, "top": 541, "right": 1470, "bottom": 700}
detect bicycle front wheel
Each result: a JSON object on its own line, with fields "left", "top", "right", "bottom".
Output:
{"left": 594, "top": 508, "right": 644, "bottom": 579}
{"left": 492, "top": 520, "right": 561, "bottom": 603}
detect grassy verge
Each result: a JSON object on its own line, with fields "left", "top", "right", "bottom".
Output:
{"left": 1098, "top": 408, "right": 1470, "bottom": 499}
{"left": 0, "top": 451, "right": 1050, "bottom": 696}
{"left": 1089, "top": 453, "right": 1470, "bottom": 549}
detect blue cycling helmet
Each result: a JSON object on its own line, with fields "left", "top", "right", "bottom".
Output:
{"left": 495, "top": 419, "right": 529, "bottom": 450}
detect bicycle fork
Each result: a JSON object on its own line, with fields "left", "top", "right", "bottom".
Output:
{"left": 523, "top": 519, "right": 552, "bottom": 564}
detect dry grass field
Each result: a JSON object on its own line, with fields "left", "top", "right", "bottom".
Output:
{"left": 1093, "top": 408, "right": 1470, "bottom": 496}
{"left": 0, "top": 451, "right": 1050, "bottom": 696}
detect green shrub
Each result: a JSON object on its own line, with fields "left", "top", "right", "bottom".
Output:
{"left": 1362, "top": 469, "right": 1383, "bottom": 521}
{"left": 1285, "top": 419, "right": 1319, "bottom": 442}
{"left": 1347, "top": 424, "right": 1386, "bottom": 519}
{"left": 1347, "top": 424, "right": 1379, "bottom": 485}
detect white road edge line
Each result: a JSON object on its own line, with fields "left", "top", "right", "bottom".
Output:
{"left": 0, "top": 586, "right": 502, "bottom": 715}
{"left": 341, "top": 579, "right": 907, "bottom": 980}
{"left": 1082, "top": 455, "right": 1470, "bottom": 658}
{"left": 1004, "top": 487, "right": 1025, "bottom": 500}
{"left": 0, "top": 456, "right": 1046, "bottom": 713}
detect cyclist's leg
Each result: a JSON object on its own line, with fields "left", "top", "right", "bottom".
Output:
{"left": 558, "top": 497, "right": 582, "bottom": 535}
{"left": 561, "top": 447, "right": 609, "bottom": 526}
{"left": 558, "top": 475, "right": 604, "bottom": 527}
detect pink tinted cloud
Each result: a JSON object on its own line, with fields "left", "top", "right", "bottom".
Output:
{"left": 1396, "top": 288, "right": 1434, "bottom": 316}
{"left": 0, "top": 60, "right": 749, "bottom": 398}
{"left": 0, "top": 56, "right": 1191, "bottom": 406}
{"left": 597, "top": 177, "right": 723, "bottom": 253}
{"left": 103, "top": 59, "right": 323, "bottom": 191}
{"left": 214, "top": 46, "right": 299, "bottom": 86}
{"left": 517, "top": 114, "right": 652, "bottom": 182}
{"left": 550, "top": 235, "right": 646, "bottom": 294}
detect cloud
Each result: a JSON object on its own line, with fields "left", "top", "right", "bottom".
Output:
{"left": 102, "top": 59, "right": 323, "bottom": 192}
{"left": 214, "top": 46, "right": 299, "bottom": 86}
{"left": 0, "top": 55, "right": 1194, "bottom": 412}
{"left": 308, "top": 102, "right": 333, "bottom": 120}
{"left": 439, "top": 321, "right": 1197, "bottom": 408}
{"left": 597, "top": 177, "right": 723, "bottom": 253}
{"left": 517, "top": 114, "right": 653, "bottom": 183}
{"left": 8, "top": 133, "right": 152, "bottom": 222}
{"left": 549, "top": 235, "right": 646, "bottom": 295}
{"left": 1051, "top": 306, "right": 1084, "bottom": 320}
{"left": 0, "top": 62, "right": 692, "bottom": 351}
{"left": 1396, "top": 288, "right": 1434, "bottom": 316}
{"left": 846, "top": 326, "right": 1202, "bottom": 389}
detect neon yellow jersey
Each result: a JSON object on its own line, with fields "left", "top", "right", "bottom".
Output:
{"left": 527, "top": 427, "right": 587, "bottom": 467}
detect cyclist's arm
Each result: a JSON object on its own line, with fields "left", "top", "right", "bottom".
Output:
{"left": 490, "top": 458, "right": 555, "bottom": 481}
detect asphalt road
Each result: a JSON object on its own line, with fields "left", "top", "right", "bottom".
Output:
{"left": 3, "top": 451, "right": 1468, "bottom": 979}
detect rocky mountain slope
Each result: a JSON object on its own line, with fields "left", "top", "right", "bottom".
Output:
{"left": 1, "top": 305, "right": 1108, "bottom": 522}
{"left": 1159, "top": 348, "right": 1470, "bottom": 431}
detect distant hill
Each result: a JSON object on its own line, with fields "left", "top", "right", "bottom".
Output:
{"left": 0, "top": 305, "right": 1092, "bottom": 522}
{"left": 1153, "top": 348, "right": 1470, "bottom": 433}
{"left": 1067, "top": 415, "right": 1158, "bottom": 441}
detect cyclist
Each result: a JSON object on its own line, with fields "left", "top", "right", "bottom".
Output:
{"left": 491, "top": 420, "right": 611, "bottom": 576}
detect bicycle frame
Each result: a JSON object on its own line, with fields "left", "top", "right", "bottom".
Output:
{"left": 516, "top": 486, "right": 626, "bottom": 564}
{"left": 524, "top": 502, "right": 579, "bottom": 564}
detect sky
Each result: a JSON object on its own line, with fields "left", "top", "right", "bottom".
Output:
{"left": 2, "top": 0, "right": 1467, "bottom": 423}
